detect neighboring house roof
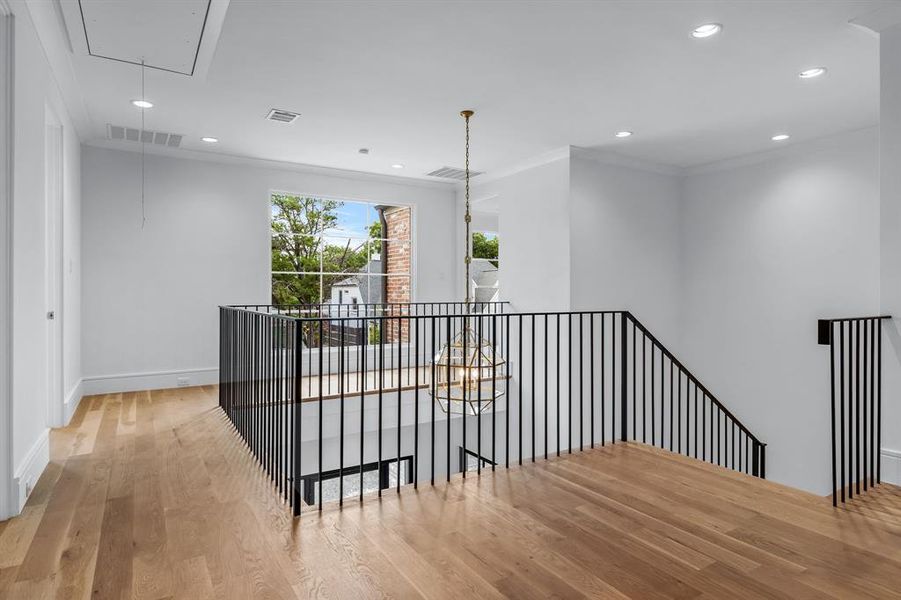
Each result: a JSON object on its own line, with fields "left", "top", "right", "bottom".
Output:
{"left": 471, "top": 259, "right": 499, "bottom": 303}
{"left": 333, "top": 257, "right": 383, "bottom": 304}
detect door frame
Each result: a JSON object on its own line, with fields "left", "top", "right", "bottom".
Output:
{"left": 0, "top": 1, "right": 15, "bottom": 521}
{"left": 44, "top": 105, "right": 63, "bottom": 428}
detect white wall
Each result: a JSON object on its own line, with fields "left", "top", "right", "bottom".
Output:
{"left": 469, "top": 156, "right": 572, "bottom": 311}
{"left": 880, "top": 24, "right": 901, "bottom": 486}
{"left": 7, "top": 2, "right": 82, "bottom": 513}
{"left": 680, "top": 128, "right": 880, "bottom": 494}
{"left": 570, "top": 153, "right": 682, "bottom": 344}
{"left": 81, "top": 146, "right": 456, "bottom": 392}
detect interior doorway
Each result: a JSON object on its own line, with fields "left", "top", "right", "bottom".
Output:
{"left": 44, "top": 106, "right": 64, "bottom": 428}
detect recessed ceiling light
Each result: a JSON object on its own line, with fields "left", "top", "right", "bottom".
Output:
{"left": 691, "top": 23, "right": 722, "bottom": 38}
{"left": 200, "top": 137, "right": 218, "bottom": 143}
{"left": 799, "top": 67, "right": 827, "bottom": 79}
{"left": 359, "top": 148, "right": 370, "bottom": 155}
{"left": 771, "top": 134, "right": 790, "bottom": 141}
{"left": 615, "top": 131, "right": 633, "bottom": 138}
{"left": 392, "top": 164, "right": 404, "bottom": 169}
{"left": 131, "top": 99, "right": 153, "bottom": 109}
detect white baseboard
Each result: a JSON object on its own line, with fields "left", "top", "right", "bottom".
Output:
{"left": 82, "top": 367, "right": 219, "bottom": 396}
{"left": 881, "top": 448, "right": 901, "bottom": 486}
{"left": 64, "top": 379, "right": 83, "bottom": 425}
{"left": 13, "top": 429, "right": 49, "bottom": 511}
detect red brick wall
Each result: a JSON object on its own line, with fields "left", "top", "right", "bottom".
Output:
{"left": 384, "top": 207, "right": 411, "bottom": 342}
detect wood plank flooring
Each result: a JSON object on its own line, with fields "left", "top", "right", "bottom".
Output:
{"left": 2, "top": 386, "right": 901, "bottom": 599}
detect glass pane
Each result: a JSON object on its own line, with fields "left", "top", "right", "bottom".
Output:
{"left": 321, "top": 237, "right": 371, "bottom": 274}
{"left": 323, "top": 200, "right": 372, "bottom": 239}
{"left": 272, "top": 233, "right": 322, "bottom": 274}
{"left": 272, "top": 273, "right": 321, "bottom": 306}
{"left": 271, "top": 194, "right": 324, "bottom": 236}
{"left": 472, "top": 231, "right": 499, "bottom": 266}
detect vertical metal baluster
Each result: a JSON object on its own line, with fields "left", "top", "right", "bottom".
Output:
{"left": 590, "top": 315, "right": 595, "bottom": 449}
{"left": 877, "top": 318, "right": 883, "bottom": 484}
{"left": 580, "top": 314, "right": 585, "bottom": 451}
{"left": 612, "top": 314, "right": 616, "bottom": 445}
{"left": 414, "top": 316, "right": 420, "bottom": 488}
{"left": 856, "top": 319, "right": 861, "bottom": 496}
{"left": 864, "top": 319, "right": 869, "bottom": 491}
{"left": 293, "top": 319, "right": 302, "bottom": 516}
{"left": 397, "top": 317, "right": 402, "bottom": 493}
{"left": 569, "top": 314, "right": 573, "bottom": 453}
{"left": 477, "top": 315, "right": 483, "bottom": 475}
{"left": 840, "top": 322, "right": 846, "bottom": 502}
{"left": 505, "top": 314, "right": 510, "bottom": 468}
{"left": 360, "top": 317, "right": 367, "bottom": 503}
{"left": 491, "top": 315, "right": 497, "bottom": 469}
{"left": 599, "top": 315, "right": 605, "bottom": 446}
{"left": 870, "top": 319, "right": 880, "bottom": 487}
{"left": 533, "top": 315, "right": 537, "bottom": 462}
{"left": 462, "top": 314, "right": 468, "bottom": 478}
{"left": 430, "top": 317, "right": 436, "bottom": 485}
{"left": 651, "top": 339, "right": 656, "bottom": 447}
{"left": 339, "top": 322, "right": 345, "bottom": 505}
{"left": 519, "top": 315, "right": 523, "bottom": 466}
{"left": 554, "top": 314, "right": 558, "bottom": 457}
{"left": 318, "top": 319, "right": 324, "bottom": 512}
{"left": 669, "top": 360, "right": 674, "bottom": 452}
{"left": 379, "top": 318, "right": 384, "bottom": 495}
{"left": 642, "top": 331, "right": 647, "bottom": 444}
{"left": 632, "top": 318, "right": 636, "bottom": 443}
{"left": 446, "top": 317, "right": 452, "bottom": 481}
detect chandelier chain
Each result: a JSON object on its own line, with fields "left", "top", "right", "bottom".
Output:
{"left": 462, "top": 110, "right": 473, "bottom": 306}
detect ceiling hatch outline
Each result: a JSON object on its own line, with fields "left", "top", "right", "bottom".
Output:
{"left": 76, "top": 0, "right": 212, "bottom": 76}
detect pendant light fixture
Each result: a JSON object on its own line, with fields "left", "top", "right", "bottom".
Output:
{"left": 430, "top": 110, "right": 506, "bottom": 416}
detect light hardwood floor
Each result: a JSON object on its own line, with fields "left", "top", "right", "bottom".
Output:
{"left": 1, "top": 386, "right": 901, "bottom": 599}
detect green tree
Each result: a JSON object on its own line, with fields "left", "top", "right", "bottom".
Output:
{"left": 472, "top": 232, "right": 499, "bottom": 267}
{"left": 270, "top": 195, "right": 377, "bottom": 306}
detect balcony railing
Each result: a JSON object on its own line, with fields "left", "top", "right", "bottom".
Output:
{"left": 219, "top": 304, "right": 765, "bottom": 516}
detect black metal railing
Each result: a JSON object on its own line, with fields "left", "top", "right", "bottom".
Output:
{"left": 219, "top": 307, "right": 765, "bottom": 516}
{"left": 818, "top": 315, "right": 890, "bottom": 505}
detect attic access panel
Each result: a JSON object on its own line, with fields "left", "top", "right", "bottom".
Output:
{"left": 78, "top": 0, "right": 211, "bottom": 75}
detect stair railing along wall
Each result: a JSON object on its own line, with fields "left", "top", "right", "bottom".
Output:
{"left": 219, "top": 303, "right": 766, "bottom": 516}
{"left": 819, "top": 315, "right": 890, "bottom": 505}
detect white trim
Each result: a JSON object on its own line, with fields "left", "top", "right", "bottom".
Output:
{"left": 682, "top": 125, "right": 878, "bottom": 176}
{"left": 880, "top": 448, "right": 901, "bottom": 486}
{"left": 82, "top": 367, "right": 219, "bottom": 395}
{"left": 472, "top": 146, "right": 571, "bottom": 186}
{"left": 84, "top": 139, "right": 456, "bottom": 191}
{"left": 63, "top": 378, "right": 82, "bottom": 425}
{"left": 570, "top": 146, "right": 683, "bottom": 177}
{"left": 13, "top": 429, "right": 48, "bottom": 512}
{"left": 0, "top": 3, "right": 14, "bottom": 521}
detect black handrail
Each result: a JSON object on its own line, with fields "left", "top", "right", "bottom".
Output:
{"left": 219, "top": 307, "right": 766, "bottom": 517}
{"left": 818, "top": 315, "right": 889, "bottom": 506}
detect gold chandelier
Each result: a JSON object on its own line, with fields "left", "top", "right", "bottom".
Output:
{"left": 430, "top": 110, "right": 506, "bottom": 415}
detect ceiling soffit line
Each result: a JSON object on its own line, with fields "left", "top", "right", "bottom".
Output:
{"left": 59, "top": 0, "right": 230, "bottom": 79}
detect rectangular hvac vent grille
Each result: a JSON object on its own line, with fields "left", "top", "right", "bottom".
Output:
{"left": 107, "top": 124, "right": 183, "bottom": 148}
{"left": 266, "top": 108, "right": 300, "bottom": 124}
{"left": 426, "top": 166, "right": 483, "bottom": 180}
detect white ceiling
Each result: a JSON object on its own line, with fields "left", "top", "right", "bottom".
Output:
{"left": 53, "top": 0, "right": 890, "bottom": 180}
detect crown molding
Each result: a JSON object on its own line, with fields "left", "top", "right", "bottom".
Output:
{"left": 84, "top": 139, "right": 458, "bottom": 191}
{"left": 570, "top": 146, "right": 683, "bottom": 177}
{"left": 683, "top": 125, "right": 878, "bottom": 177}
{"left": 471, "top": 146, "right": 571, "bottom": 187}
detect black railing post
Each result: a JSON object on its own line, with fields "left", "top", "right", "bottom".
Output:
{"left": 620, "top": 312, "right": 628, "bottom": 442}
{"left": 829, "top": 322, "right": 837, "bottom": 506}
{"left": 752, "top": 440, "right": 759, "bottom": 478}
{"left": 292, "top": 319, "right": 303, "bottom": 516}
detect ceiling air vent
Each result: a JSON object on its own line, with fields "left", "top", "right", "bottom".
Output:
{"left": 426, "top": 166, "right": 483, "bottom": 181}
{"left": 266, "top": 108, "right": 300, "bottom": 124}
{"left": 107, "top": 124, "right": 183, "bottom": 148}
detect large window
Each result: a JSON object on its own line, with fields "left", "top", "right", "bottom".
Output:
{"left": 271, "top": 194, "right": 411, "bottom": 306}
